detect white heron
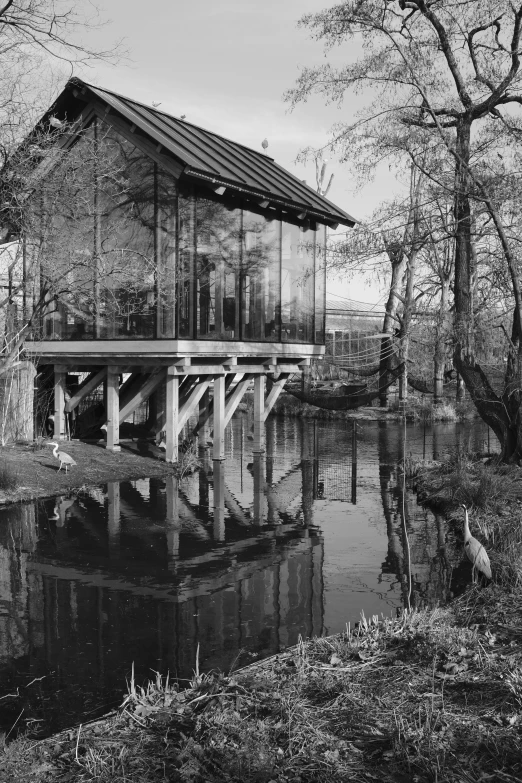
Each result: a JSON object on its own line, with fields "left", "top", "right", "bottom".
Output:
{"left": 48, "top": 442, "right": 77, "bottom": 474}
{"left": 460, "top": 504, "right": 492, "bottom": 582}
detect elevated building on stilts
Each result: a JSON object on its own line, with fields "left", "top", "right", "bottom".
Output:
{"left": 25, "top": 78, "right": 356, "bottom": 460}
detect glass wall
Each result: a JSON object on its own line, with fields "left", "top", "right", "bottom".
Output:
{"left": 40, "top": 122, "right": 327, "bottom": 345}
{"left": 96, "top": 123, "right": 156, "bottom": 338}
{"left": 196, "top": 196, "right": 240, "bottom": 339}
{"left": 281, "top": 220, "right": 315, "bottom": 343}
{"left": 241, "top": 209, "right": 281, "bottom": 341}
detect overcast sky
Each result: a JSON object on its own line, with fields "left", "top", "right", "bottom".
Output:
{"left": 70, "top": 0, "right": 402, "bottom": 303}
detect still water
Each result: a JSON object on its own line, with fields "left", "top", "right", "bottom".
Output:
{"left": 0, "top": 417, "right": 497, "bottom": 736}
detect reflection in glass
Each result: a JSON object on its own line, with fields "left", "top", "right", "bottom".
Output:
{"left": 241, "top": 209, "right": 281, "bottom": 341}
{"left": 196, "top": 197, "right": 240, "bottom": 339}
{"left": 281, "top": 221, "right": 315, "bottom": 343}
{"left": 177, "top": 188, "right": 196, "bottom": 337}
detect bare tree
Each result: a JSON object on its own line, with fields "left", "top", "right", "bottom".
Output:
{"left": 287, "top": 0, "right": 522, "bottom": 460}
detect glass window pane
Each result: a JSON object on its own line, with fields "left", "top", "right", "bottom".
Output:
{"left": 96, "top": 123, "right": 156, "bottom": 339}
{"left": 196, "top": 196, "right": 240, "bottom": 339}
{"left": 38, "top": 124, "right": 97, "bottom": 340}
{"left": 156, "top": 170, "right": 178, "bottom": 338}
{"left": 281, "top": 220, "right": 315, "bottom": 343}
{"left": 241, "top": 209, "right": 281, "bottom": 342}
{"left": 177, "top": 186, "right": 195, "bottom": 338}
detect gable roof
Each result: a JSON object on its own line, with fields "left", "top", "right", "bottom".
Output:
{"left": 44, "top": 78, "right": 356, "bottom": 229}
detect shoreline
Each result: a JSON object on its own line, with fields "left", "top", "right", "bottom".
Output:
{"left": 0, "top": 440, "right": 176, "bottom": 507}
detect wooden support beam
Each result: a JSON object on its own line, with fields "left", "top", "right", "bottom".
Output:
{"left": 213, "top": 375, "right": 226, "bottom": 460}
{"left": 192, "top": 374, "right": 237, "bottom": 437}
{"left": 106, "top": 367, "right": 121, "bottom": 451}
{"left": 65, "top": 368, "right": 106, "bottom": 413}
{"left": 53, "top": 366, "right": 67, "bottom": 439}
{"left": 263, "top": 373, "right": 290, "bottom": 422}
{"left": 198, "top": 388, "right": 210, "bottom": 447}
{"left": 165, "top": 373, "right": 179, "bottom": 463}
{"left": 154, "top": 376, "right": 200, "bottom": 438}
{"left": 224, "top": 374, "right": 254, "bottom": 428}
{"left": 118, "top": 369, "right": 167, "bottom": 423}
{"left": 177, "top": 378, "right": 213, "bottom": 435}
{"left": 118, "top": 372, "right": 143, "bottom": 411}
{"left": 253, "top": 374, "right": 266, "bottom": 453}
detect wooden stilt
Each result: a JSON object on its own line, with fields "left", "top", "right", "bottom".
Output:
{"left": 106, "top": 368, "right": 121, "bottom": 451}
{"left": 253, "top": 374, "right": 266, "bottom": 453}
{"left": 213, "top": 375, "right": 226, "bottom": 460}
{"left": 198, "top": 388, "right": 210, "bottom": 447}
{"left": 165, "top": 373, "right": 179, "bottom": 464}
{"left": 53, "top": 366, "right": 67, "bottom": 439}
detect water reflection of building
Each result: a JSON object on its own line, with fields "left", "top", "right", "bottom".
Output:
{"left": 0, "top": 450, "right": 323, "bottom": 735}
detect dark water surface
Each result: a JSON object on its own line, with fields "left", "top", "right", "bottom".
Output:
{"left": 0, "top": 417, "right": 497, "bottom": 736}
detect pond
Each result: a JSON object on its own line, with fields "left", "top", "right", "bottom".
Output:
{"left": 0, "top": 417, "right": 497, "bottom": 737}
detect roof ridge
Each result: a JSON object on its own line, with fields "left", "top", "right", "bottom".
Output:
{"left": 76, "top": 78, "right": 277, "bottom": 163}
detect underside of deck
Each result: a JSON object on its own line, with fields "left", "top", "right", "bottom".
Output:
{"left": 29, "top": 340, "right": 322, "bottom": 462}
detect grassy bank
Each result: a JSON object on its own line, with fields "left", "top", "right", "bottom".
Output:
{"left": 4, "top": 599, "right": 522, "bottom": 783}
{"left": 0, "top": 440, "right": 176, "bottom": 506}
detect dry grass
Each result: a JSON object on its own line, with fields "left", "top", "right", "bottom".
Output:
{"left": 5, "top": 607, "right": 522, "bottom": 783}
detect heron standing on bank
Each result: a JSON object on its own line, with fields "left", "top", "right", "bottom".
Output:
{"left": 48, "top": 442, "right": 77, "bottom": 474}
{"left": 460, "top": 504, "right": 492, "bottom": 582}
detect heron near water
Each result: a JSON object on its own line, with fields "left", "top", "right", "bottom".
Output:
{"left": 48, "top": 442, "right": 77, "bottom": 473}
{"left": 460, "top": 503, "right": 492, "bottom": 582}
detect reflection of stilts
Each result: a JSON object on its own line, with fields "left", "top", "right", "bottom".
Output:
{"left": 107, "top": 482, "right": 120, "bottom": 559}
{"left": 165, "top": 474, "right": 180, "bottom": 568}
{"left": 351, "top": 420, "right": 357, "bottom": 505}
{"left": 300, "top": 420, "right": 314, "bottom": 526}
{"left": 252, "top": 454, "right": 266, "bottom": 525}
{"left": 212, "top": 460, "right": 226, "bottom": 540}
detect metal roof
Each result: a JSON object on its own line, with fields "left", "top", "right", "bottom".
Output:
{"left": 49, "top": 79, "right": 356, "bottom": 228}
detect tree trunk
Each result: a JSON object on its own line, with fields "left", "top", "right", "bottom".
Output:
{"left": 452, "top": 120, "right": 522, "bottom": 461}
{"left": 434, "top": 278, "right": 450, "bottom": 405}
{"left": 379, "top": 242, "right": 406, "bottom": 407}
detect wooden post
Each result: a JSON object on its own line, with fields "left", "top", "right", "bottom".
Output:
{"left": 106, "top": 368, "right": 121, "bottom": 452}
{"left": 213, "top": 375, "right": 226, "bottom": 460}
{"left": 253, "top": 374, "right": 266, "bottom": 453}
{"left": 53, "top": 366, "right": 66, "bottom": 439}
{"left": 198, "top": 387, "right": 210, "bottom": 448}
{"left": 165, "top": 373, "right": 179, "bottom": 464}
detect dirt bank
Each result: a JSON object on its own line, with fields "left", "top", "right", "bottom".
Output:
{"left": 0, "top": 440, "right": 175, "bottom": 506}
{"left": 3, "top": 597, "right": 522, "bottom": 783}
